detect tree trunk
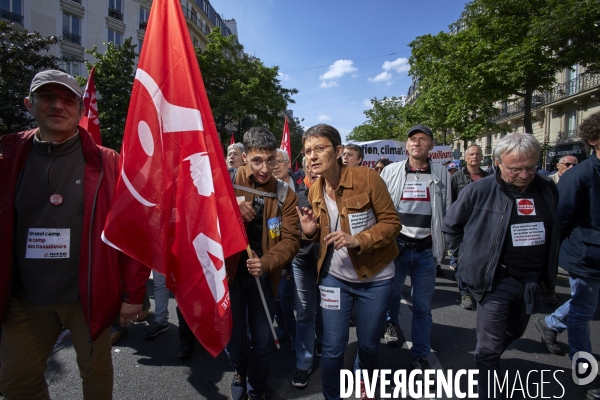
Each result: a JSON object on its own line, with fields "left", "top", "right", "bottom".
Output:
{"left": 523, "top": 88, "right": 533, "bottom": 134}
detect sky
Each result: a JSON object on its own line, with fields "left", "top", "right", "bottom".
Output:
{"left": 210, "top": 0, "right": 468, "bottom": 139}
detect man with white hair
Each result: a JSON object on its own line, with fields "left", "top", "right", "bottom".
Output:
{"left": 443, "top": 133, "right": 559, "bottom": 398}
{"left": 549, "top": 155, "right": 578, "bottom": 184}
{"left": 227, "top": 142, "right": 246, "bottom": 168}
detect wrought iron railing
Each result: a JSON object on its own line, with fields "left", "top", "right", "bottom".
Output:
{"left": 543, "top": 74, "right": 600, "bottom": 104}
{"left": 1, "top": 9, "right": 24, "bottom": 25}
{"left": 493, "top": 101, "right": 525, "bottom": 122}
{"left": 557, "top": 130, "right": 578, "bottom": 142}
{"left": 62, "top": 30, "right": 81, "bottom": 45}
{"left": 108, "top": 7, "right": 123, "bottom": 21}
{"left": 139, "top": 21, "right": 147, "bottom": 30}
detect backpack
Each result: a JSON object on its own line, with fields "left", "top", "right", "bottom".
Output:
{"left": 229, "top": 168, "right": 288, "bottom": 213}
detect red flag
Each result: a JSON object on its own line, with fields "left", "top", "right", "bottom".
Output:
{"left": 281, "top": 116, "right": 291, "bottom": 161}
{"left": 294, "top": 160, "right": 298, "bottom": 172}
{"left": 80, "top": 67, "right": 102, "bottom": 145}
{"left": 229, "top": 132, "right": 235, "bottom": 145}
{"left": 102, "top": 0, "right": 247, "bottom": 357}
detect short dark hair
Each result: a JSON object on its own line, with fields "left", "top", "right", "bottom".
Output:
{"left": 243, "top": 127, "right": 278, "bottom": 153}
{"left": 344, "top": 143, "right": 364, "bottom": 162}
{"left": 578, "top": 111, "right": 600, "bottom": 153}
{"left": 302, "top": 124, "right": 343, "bottom": 166}
{"left": 376, "top": 157, "right": 392, "bottom": 167}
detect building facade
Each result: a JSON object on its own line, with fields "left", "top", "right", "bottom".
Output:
{"left": 1, "top": 0, "right": 236, "bottom": 76}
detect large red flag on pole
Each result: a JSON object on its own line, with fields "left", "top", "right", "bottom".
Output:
{"left": 80, "top": 66, "right": 102, "bottom": 145}
{"left": 102, "top": 0, "right": 248, "bottom": 357}
{"left": 280, "top": 116, "right": 291, "bottom": 161}
{"left": 229, "top": 132, "right": 235, "bottom": 145}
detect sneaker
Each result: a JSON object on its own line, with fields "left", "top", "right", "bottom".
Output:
{"left": 449, "top": 264, "right": 457, "bottom": 271}
{"left": 292, "top": 366, "right": 312, "bottom": 388}
{"left": 231, "top": 373, "right": 247, "bottom": 400}
{"left": 138, "top": 308, "right": 150, "bottom": 322}
{"left": 177, "top": 341, "right": 194, "bottom": 358}
{"left": 110, "top": 327, "right": 126, "bottom": 345}
{"left": 436, "top": 264, "right": 444, "bottom": 277}
{"left": 534, "top": 318, "right": 564, "bottom": 355}
{"left": 144, "top": 321, "right": 169, "bottom": 340}
{"left": 360, "top": 380, "right": 376, "bottom": 400}
{"left": 275, "top": 325, "right": 288, "bottom": 342}
{"left": 461, "top": 293, "right": 473, "bottom": 310}
{"left": 384, "top": 323, "right": 399, "bottom": 346}
{"left": 315, "top": 343, "right": 322, "bottom": 357}
{"left": 411, "top": 357, "right": 431, "bottom": 371}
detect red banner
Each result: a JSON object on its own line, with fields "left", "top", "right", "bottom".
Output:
{"left": 102, "top": 0, "right": 247, "bottom": 357}
{"left": 80, "top": 67, "right": 102, "bottom": 145}
{"left": 230, "top": 132, "right": 235, "bottom": 145}
{"left": 281, "top": 116, "right": 291, "bottom": 161}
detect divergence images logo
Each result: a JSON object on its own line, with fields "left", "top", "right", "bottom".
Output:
{"left": 572, "top": 351, "right": 599, "bottom": 386}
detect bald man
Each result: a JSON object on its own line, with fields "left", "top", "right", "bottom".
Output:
{"left": 550, "top": 155, "right": 578, "bottom": 184}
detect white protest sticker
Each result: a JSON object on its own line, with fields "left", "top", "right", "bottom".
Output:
{"left": 25, "top": 228, "right": 70, "bottom": 259}
{"left": 511, "top": 222, "right": 545, "bottom": 247}
{"left": 401, "top": 180, "right": 429, "bottom": 200}
{"left": 320, "top": 286, "right": 341, "bottom": 310}
{"left": 348, "top": 209, "right": 377, "bottom": 235}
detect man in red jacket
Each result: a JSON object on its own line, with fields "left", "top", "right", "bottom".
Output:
{"left": 0, "top": 70, "right": 149, "bottom": 399}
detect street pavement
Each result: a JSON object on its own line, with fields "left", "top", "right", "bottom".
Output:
{"left": 43, "top": 266, "right": 600, "bottom": 399}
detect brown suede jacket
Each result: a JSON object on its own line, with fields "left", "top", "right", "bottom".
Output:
{"left": 306, "top": 165, "right": 401, "bottom": 280}
{"left": 225, "top": 165, "right": 300, "bottom": 298}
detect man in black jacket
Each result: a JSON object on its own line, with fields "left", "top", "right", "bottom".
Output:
{"left": 450, "top": 145, "right": 489, "bottom": 310}
{"left": 443, "top": 133, "right": 559, "bottom": 399}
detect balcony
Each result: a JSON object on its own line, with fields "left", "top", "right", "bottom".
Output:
{"left": 543, "top": 74, "right": 600, "bottom": 105}
{"left": 139, "top": 21, "right": 147, "bottom": 30}
{"left": 62, "top": 30, "right": 81, "bottom": 45}
{"left": 493, "top": 101, "right": 525, "bottom": 122}
{"left": 556, "top": 129, "right": 578, "bottom": 143}
{"left": 108, "top": 7, "right": 123, "bottom": 21}
{"left": 1, "top": 9, "right": 24, "bottom": 25}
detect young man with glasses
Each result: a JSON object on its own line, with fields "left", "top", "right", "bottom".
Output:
{"left": 225, "top": 127, "right": 300, "bottom": 400}
{"left": 443, "top": 133, "right": 559, "bottom": 398}
{"left": 550, "top": 155, "right": 578, "bottom": 184}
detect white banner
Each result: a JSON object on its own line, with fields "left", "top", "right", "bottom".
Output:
{"left": 345, "top": 139, "right": 452, "bottom": 169}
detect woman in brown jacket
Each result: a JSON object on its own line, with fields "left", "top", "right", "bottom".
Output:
{"left": 296, "top": 124, "right": 401, "bottom": 400}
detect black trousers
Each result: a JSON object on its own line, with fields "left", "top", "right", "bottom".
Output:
{"left": 176, "top": 306, "right": 195, "bottom": 344}
{"left": 475, "top": 275, "right": 530, "bottom": 399}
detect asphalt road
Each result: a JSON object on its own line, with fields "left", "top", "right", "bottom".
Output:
{"left": 41, "top": 266, "right": 600, "bottom": 400}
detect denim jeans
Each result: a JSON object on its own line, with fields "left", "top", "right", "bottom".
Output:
{"left": 152, "top": 272, "right": 170, "bottom": 324}
{"left": 292, "top": 256, "right": 320, "bottom": 370}
{"left": 320, "top": 273, "right": 392, "bottom": 400}
{"left": 225, "top": 261, "right": 275, "bottom": 399}
{"left": 386, "top": 238, "right": 436, "bottom": 359}
{"left": 545, "top": 274, "right": 600, "bottom": 359}
{"left": 273, "top": 264, "right": 296, "bottom": 339}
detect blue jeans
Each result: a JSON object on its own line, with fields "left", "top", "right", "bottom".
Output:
{"left": 320, "top": 274, "right": 392, "bottom": 400}
{"left": 292, "top": 256, "right": 320, "bottom": 370}
{"left": 152, "top": 272, "right": 170, "bottom": 324}
{"left": 225, "top": 261, "right": 275, "bottom": 399}
{"left": 386, "top": 239, "right": 436, "bottom": 359}
{"left": 545, "top": 274, "right": 600, "bottom": 359}
{"left": 273, "top": 265, "right": 296, "bottom": 339}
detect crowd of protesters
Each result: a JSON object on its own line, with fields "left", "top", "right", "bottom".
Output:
{"left": 0, "top": 70, "right": 599, "bottom": 400}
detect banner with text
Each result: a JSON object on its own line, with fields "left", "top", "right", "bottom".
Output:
{"left": 345, "top": 139, "right": 452, "bottom": 168}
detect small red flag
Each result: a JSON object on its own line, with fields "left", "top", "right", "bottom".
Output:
{"left": 281, "top": 116, "right": 291, "bottom": 161}
{"left": 102, "top": 0, "right": 247, "bottom": 357}
{"left": 230, "top": 132, "right": 235, "bottom": 145}
{"left": 80, "top": 67, "right": 102, "bottom": 145}
{"left": 294, "top": 160, "right": 298, "bottom": 172}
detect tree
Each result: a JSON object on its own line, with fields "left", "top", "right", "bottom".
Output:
{"left": 348, "top": 97, "right": 409, "bottom": 141}
{"left": 0, "top": 22, "right": 62, "bottom": 135}
{"left": 196, "top": 30, "right": 298, "bottom": 146}
{"left": 78, "top": 38, "right": 137, "bottom": 151}
{"left": 408, "top": 0, "right": 600, "bottom": 138}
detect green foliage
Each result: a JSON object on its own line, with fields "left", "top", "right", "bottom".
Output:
{"left": 196, "top": 30, "right": 298, "bottom": 147}
{"left": 348, "top": 97, "right": 408, "bottom": 141}
{"left": 0, "top": 22, "right": 62, "bottom": 135}
{"left": 79, "top": 37, "right": 137, "bottom": 151}
{"left": 408, "top": 0, "right": 600, "bottom": 138}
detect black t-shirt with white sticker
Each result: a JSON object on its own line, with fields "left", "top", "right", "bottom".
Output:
{"left": 498, "top": 180, "right": 552, "bottom": 281}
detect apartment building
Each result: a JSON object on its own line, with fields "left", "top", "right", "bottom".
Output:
{"left": 1, "top": 0, "right": 236, "bottom": 76}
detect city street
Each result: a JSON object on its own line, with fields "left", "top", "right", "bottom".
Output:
{"left": 44, "top": 266, "right": 599, "bottom": 399}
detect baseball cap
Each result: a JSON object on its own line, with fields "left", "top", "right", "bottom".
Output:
{"left": 407, "top": 124, "right": 434, "bottom": 139}
{"left": 29, "top": 69, "right": 83, "bottom": 98}
{"left": 447, "top": 161, "right": 460, "bottom": 171}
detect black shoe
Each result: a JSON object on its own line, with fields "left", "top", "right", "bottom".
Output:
{"left": 461, "top": 293, "right": 473, "bottom": 310}
{"left": 275, "top": 325, "right": 288, "bottom": 342}
{"left": 231, "top": 373, "right": 247, "bottom": 400}
{"left": 177, "top": 342, "right": 194, "bottom": 358}
{"left": 534, "top": 318, "right": 564, "bottom": 355}
{"left": 292, "top": 366, "right": 312, "bottom": 388}
{"left": 411, "top": 357, "right": 431, "bottom": 371}
{"left": 144, "top": 321, "right": 169, "bottom": 340}
{"left": 315, "top": 343, "right": 322, "bottom": 357}
{"left": 384, "top": 323, "right": 399, "bottom": 346}
{"left": 436, "top": 264, "right": 444, "bottom": 277}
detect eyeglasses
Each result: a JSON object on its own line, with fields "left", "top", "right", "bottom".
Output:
{"left": 35, "top": 91, "right": 80, "bottom": 107}
{"left": 559, "top": 162, "right": 577, "bottom": 167}
{"left": 249, "top": 157, "right": 277, "bottom": 168}
{"left": 302, "top": 145, "right": 333, "bottom": 157}
{"left": 500, "top": 163, "right": 537, "bottom": 175}
{"left": 275, "top": 159, "right": 287, "bottom": 165}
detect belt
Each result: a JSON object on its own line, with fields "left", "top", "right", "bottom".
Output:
{"left": 398, "top": 236, "right": 432, "bottom": 252}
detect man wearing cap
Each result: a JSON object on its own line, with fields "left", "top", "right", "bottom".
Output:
{"left": 380, "top": 125, "right": 451, "bottom": 373}
{"left": 549, "top": 155, "right": 578, "bottom": 184}
{"left": 447, "top": 161, "right": 460, "bottom": 176}
{"left": 449, "top": 144, "right": 489, "bottom": 310}
{"left": 0, "top": 70, "right": 149, "bottom": 399}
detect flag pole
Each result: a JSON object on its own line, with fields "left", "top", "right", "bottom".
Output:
{"left": 246, "top": 245, "right": 280, "bottom": 349}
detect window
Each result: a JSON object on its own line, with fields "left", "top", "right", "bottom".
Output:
{"left": 192, "top": 37, "right": 198, "bottom": 48}
{"left": 566, "top": 111, "right": 577, "bottom": 137}
{"left": 1, "top": 0, "right": 23, "bottom": 25}
{"left": 139, "top": 7, "right": 149, "bottom": 30}
{"left": 202, "top": 0, "right": 208, "bottom": 15}
{"left": 62, "top": 55, "right": 82, "bottom": 76}
{"left": 139, "top": 39, "right": 143, "bottom": 53}
{"left": 62, "top": 13, "right": 81, "bottom": 45}
{"left": 108, "top": 29, "right": 123, "bottom": 46}
{"left": 108, "top": 0, "right": 123, "bottom": 21}
{"left": 191, "top": 9, "right": 197, "bottom": 24}
{"left": 566, "top": 65, "right": 579, "bottom": 96}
